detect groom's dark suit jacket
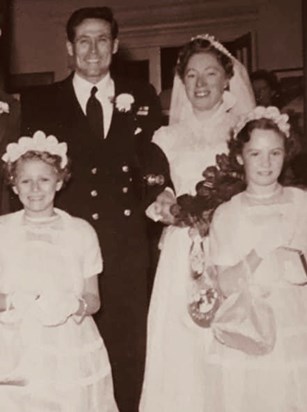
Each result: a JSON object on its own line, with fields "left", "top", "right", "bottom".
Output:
{"left": 20, "top": 73, "right": 168, "bottom": 411}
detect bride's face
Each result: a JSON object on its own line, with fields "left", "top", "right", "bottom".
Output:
{"left": 183, "top": 52, "right": 228, "bottom": 113}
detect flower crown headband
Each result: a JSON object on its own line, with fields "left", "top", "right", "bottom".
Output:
{"left": 190, "top": 34, "right": 233, "bottom": 59}
{"left": 2, "top": 130, "right": 68, "bottom": 168}
{"left": 233, "top": 106, "right": 290, "bottom": 139}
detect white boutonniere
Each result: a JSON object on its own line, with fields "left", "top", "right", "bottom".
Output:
{"left": 114, "top": 93, "right": 135, "bottom": 113}
{"left": 0, "top": 101, "right": 9, "bottom": 114}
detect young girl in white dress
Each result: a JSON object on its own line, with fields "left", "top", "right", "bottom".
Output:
{"left": 205, "top": 106, "right": 307, "bottom": 412}
{"left": 0, "top": 131, "right": 118, "bottom": 411}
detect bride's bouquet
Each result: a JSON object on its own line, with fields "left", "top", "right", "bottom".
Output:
{"left": 170, "top": 153, "right": 245, "bottom": 237}
{"left": 170, "top": 153, "right": 245, "bottom": 327}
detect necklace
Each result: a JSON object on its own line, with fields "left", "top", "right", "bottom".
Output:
{"left": 23, "top": 213, "right": 59, "bottom": 223}
{"left": 23, "top": 213, "right": 62, "bottom": 232}
{"left": 245, "top": 185, "right": 282, "bottom": 200}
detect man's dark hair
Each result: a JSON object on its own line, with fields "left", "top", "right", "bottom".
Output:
{"left": 66, "top": 7, "right": 119, "bottom": 42}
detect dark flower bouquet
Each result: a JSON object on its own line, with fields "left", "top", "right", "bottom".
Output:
{"left": 170, "top": 153, "right": 246, "bottom": 237}
{"left": 170, "top": 153, "right": 246, "bottom": 328}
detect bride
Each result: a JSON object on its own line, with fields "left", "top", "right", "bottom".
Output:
{"left": 140, "top": 34, "right": 255, "bottom": 411}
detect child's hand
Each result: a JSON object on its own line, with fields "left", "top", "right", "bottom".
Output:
{"left": 32, "top": 292, "right": 80, "bottom": 326}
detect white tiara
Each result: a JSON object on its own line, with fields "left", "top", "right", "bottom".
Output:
{"left": 2, "top": 130, "right": 68, "bottom": 168}
{"left": 190, "top": 34, "right": 233, "bottom": 59}
{"left": 233, "top": 106, "right": 290, "bottom": 138}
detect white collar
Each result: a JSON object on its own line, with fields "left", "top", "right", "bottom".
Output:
{"left": 72, "top": 73, "right": 115, "bottom": 137}
{"left": 73, "top": 72, "right": 114, "bottom": 98}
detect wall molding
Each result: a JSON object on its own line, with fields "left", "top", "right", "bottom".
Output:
{"left": 119, "top": 12, "right": 259, "bottom": 49}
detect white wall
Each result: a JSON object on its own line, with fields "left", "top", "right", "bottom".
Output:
{"left": 10, "top": 0, "right": 303, "bottom": 92}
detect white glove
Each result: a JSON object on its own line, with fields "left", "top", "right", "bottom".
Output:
{"left": 31, "top": 292, "right": 80, "bottom": 327}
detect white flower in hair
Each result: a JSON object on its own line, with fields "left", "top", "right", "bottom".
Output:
{"left": 2, "top": 130, "right": 68, "bottom": 168}
{"left": 233, "top": 106, "right": 290, "bottom": 138}
{"left": 190, "top": 34, "right": 233, "bottom": 59}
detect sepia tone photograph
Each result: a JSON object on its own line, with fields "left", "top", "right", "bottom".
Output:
{"left": 0, "top": 0, "right": 306, "bottom": 411}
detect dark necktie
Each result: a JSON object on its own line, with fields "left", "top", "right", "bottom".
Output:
{"left": 86, "top": 86, "right": 104, "bottom": 139}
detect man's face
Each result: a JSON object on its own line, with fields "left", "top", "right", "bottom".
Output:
{"left": 252, "top": 79, "right": 273, "bottom": 106}
{"left": 66, "top": 18, "right": 119, "bottom": 84}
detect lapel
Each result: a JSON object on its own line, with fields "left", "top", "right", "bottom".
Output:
{"left": 56, "top": 76, "right": 109, "bottom": 153}
{"left": 56, "top": 76, "right": 88, "bottom": 135}
{"left": 55, "top": 75, "right": 136, "bottom": 156}
{"left": 107, "top": 77, "right": 135, "bottom": 142}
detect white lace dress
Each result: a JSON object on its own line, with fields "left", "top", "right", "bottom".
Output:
{"left": 140, "top": 105, "right": 236, "bottom": 412}
{"left": 0, "top": 209, "right": 118, "bottom": 412}
{"left": 203, "top": 187, "right": 307, "bottom": 412}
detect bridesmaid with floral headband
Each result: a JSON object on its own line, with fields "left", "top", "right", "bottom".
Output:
{"left": 0, "top": 131, "right": 118, "bottom": 411}
{"left": 206, "top": 106, "right": 307, "bottom": 412}
{"left": 140, "top": 34, "right": 255, "bottom": 412}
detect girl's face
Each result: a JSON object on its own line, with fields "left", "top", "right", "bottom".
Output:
{"left": 13, "top": 158, "right": 63, "bottom": 218}
{"left": 183, "top": 52, "right": 228, "bottom": 114}
{"left": 238, "top": 128, "right": 285, "bottom": 194}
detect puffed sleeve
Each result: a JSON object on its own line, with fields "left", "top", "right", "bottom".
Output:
{"left": 209, "top": 201, "right": 239, "bottom": 267}
{"left": 152, "top": 125, "right": 175, "bottom": 156}
{"left": 79, "top": 220, "right": 103, "bottom": 278}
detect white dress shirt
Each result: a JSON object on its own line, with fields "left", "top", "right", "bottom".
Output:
{"left": 72, "top": 73, "right": 115, "bottom": 138}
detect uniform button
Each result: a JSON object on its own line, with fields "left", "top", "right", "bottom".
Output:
{"left": 122, "top": 187, "right": 128, "bottom": 193}
{"left": 122, "top": 165, "right": 129, "bottom": 173}
{"left": 91, "top": 168, "right": 97, "bottom": 175}
{"left": 92, "top": 213, "right": 99, "bottom": 220}
{"left": 124, "top": 209, "right": 131, "bottom": 217}
{"left": 91, "top": 190, "right": 98, "bottom": 197}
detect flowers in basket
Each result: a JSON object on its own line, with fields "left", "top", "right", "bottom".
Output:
{"left": 170, "top": 153, "right": 246, "bottom": 327}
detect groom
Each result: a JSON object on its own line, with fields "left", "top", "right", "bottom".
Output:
{"left": 20, "top": 7, "right": 164, "bottom": 412}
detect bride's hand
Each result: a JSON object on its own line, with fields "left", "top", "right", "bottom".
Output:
{"left": 154, "top": 190, "right": 177, "bottom": 225}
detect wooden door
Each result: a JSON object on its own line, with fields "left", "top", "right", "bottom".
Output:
{"left": 224, "top": 32, "right": 253, "bottom": 73}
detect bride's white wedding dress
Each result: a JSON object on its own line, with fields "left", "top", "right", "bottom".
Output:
{"left": 140, "top": 103, "right": 236, "bottom": 412}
